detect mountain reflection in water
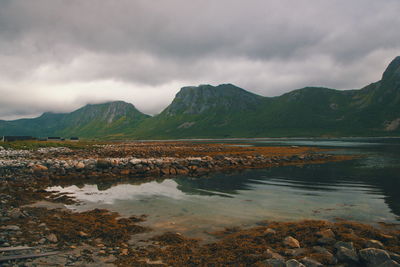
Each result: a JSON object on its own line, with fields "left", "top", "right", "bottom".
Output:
{"left": 48, "top": 138, "right": 400, "bottom": 236}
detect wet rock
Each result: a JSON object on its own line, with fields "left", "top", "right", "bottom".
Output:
{"left": 365, "top": 239, "right": 385, "bottom": 249}
{"left": 286, "top": 259, "right": 306, "bottom": 267}
{"left": 262, "top": 258, "right": 285, "bottom": 267}
{"left": 336, "top": 246, "right": 359, "bottom": 263}
{"left": 284, "top": 236, "right": 300, "bottom": 248}
{"left": 300, "top": 257, "right": 323, "bottom": 267}
{"left": 46, "top": 233, "right": 58, "bottom": 243}
{"left": 359, "top": 248, "right": 391, "bottom": 267}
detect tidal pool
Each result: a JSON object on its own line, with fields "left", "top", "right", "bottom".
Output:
{"left": 48, "top": 138, "right": 400, "bottom": 239}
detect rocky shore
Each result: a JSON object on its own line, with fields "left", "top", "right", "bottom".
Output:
{"left": 1, "top": 141, "right": 399, "bottom": 266}
{"left": 0, "top": 142, "right": 343, "bottom": 182}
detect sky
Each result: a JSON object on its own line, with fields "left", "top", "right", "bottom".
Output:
{"left": 0, "top": 0, "right": 400, "bottom": 120}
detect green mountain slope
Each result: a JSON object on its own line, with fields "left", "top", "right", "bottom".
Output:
{"left": 130, "top": 56, "right": 400, "bottom": 138}
{"left": 0, "top": 101, "right": 150, "bottom": 138}
{"left": 1, "top": 56, "right": 399, "bottom": 139}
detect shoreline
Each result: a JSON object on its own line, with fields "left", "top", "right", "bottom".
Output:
{"left": 1, "top": 141, "right": 399, "bottom": 266}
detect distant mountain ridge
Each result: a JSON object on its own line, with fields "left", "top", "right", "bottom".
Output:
{"left": 1, "top": 56, "right": 399, "bottom": 139}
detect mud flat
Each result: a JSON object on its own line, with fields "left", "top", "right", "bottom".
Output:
{"left": 1, "top": 141, "right": 399, "bottom": 266}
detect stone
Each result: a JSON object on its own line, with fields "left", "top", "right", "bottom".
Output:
{"left": 334, "top": 241, "right": 354, "bottom": 251}
{"left": 286, "top": 259, "right": 306, "bottom": 267}
{"left": 262, "top": 258, "right": 285, "bottom": 267}
{"left": 300, "top": 257, "right": 323, "bottom": 267}
{"left": 33, "top": 164, "right": 48, "bottom": 172}
{"left": 1, "top": 225, "right": 20, "bottom": 231}
{"left": 265, "top": 249, "right": 284, "bottom": 260}
{"left": 47, "top": 233, "right": 58, "bottom": 243}
{"left": 378, "top": 260, "right": 400, "bottom": 267}
{"left": 97, "top": 159, "right": 111, "bottom": 169}
{"left": 359, "top": 248, "right": 391, "bottom": 267}
{"left": 264, "top": 228, "right": 276, "bottom": 235}
{"left": 75, "top": 162, "right": 85, "bottom": 169}
{"left": 336, "top": 246, "right": 359, "bottom": 263}
{"left": 8, "top": 208, "right": 24, "bottom": 219}
{"left": 316, "top": 229, "right": 335, "bottom": 244}
{"left": 365, "top": 239, "right": 385, "bottom": 249}
{"left": 284, "top": 248, "right": 307, "bottom": 257}
{"left": 283, "top": 236, "right": 300, "bottom": 248}
{"left": 79, "top": 231, "right": 89, "bottom": 238}
{"left": 389, "top": 252, "right": 400, "bottom": 263}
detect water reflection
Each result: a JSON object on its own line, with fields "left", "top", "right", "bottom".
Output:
{"left": 48, "top": 138, "right": 400, "bottom": 236}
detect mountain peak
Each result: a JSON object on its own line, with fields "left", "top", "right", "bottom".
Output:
{"left": 382, "top": 56, "right": 400, "bottom": 81}
{"left": 163, "top": 84, "right": 263, "bottom": 116}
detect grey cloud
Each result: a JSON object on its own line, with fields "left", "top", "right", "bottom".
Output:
{"left": 0, "top": 0, "right": 399, "bottom": 119}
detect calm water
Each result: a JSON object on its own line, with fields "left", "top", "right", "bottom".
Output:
{"left": 48, "top": 138, "right": 400, "bottom": 238}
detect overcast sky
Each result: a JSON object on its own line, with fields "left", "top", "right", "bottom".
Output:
{"left": 0, "top": 0, "right": 400, "bottom": 120}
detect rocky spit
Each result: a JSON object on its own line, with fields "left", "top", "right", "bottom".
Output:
{"left": 0, "top": 142, "right": 399, "bottom": 266}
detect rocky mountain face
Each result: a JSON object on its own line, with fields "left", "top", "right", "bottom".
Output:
{"left": 0, "top": 57, "right": 399, "bottom": 139}
{"left": 0, "top": 101, "right": 149, "bottom": 138}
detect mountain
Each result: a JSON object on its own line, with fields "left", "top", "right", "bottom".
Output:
{"left": 0, "top": 101, "right": 150, "bottom": 138}
{"left": 1, "top": 56, "right": 399, "bottom": 139}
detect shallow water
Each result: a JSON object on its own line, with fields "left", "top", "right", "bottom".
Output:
{"left": 48, "top": 138, "right": 400, "bottom": 239}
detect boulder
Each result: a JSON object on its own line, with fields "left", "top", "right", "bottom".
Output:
{"left": 32, "top": 164, "right": 48, "bottom": 172}
{"left": 359, "top": 248, "right": 391, "bottom": 267}
{"left": 96, "top": 159, "right": 111, "bottom": 169}
{"left": 75, "top": 162, "right": 85, "bottom": 170}
{"left": 46, "top": 233, "right": 58, "bottom": 243}
{"left": 336, "top": 246, "right": 359, "bottom": 263}
{"left": 334, "top": 241, "right": 354, "bottom": 251}
{"left": 284, "top": 236, "right": 300, "bottom": 248}
{"left": 316, "top": 229, "right": 335, "bottom": 244}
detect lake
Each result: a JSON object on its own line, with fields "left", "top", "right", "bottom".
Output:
{"left": 47, "top": 138, "right": 400, "bottom": 239}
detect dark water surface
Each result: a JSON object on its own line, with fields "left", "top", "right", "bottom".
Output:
{"left": 48, "top": 138, "right": 400, "bottom": 238}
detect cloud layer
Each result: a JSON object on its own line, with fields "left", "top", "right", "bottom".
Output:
{"left": 0, "top": 0, "right": 400, "bottom": 119}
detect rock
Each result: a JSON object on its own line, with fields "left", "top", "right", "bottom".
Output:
{"left": 284, "top": 236, "right": 300, "bottom": 248}
{"left": 1, "top": 225, "right": 20, "bottom": 231}
{"left": 359, "top": 248, "right": 391, "bottom": 267}
{"left": 78, "top": 231, "right": 89, "bottom": 238}
{"left": 334, "top": 241, "right": 354, "bottom": 251}
{"left": 33, "top": 164, "right": 48, "bottom": 172}
{"left": 262, "top": 258, "right": 285, "bottom": 267}
{"left": 336, "top": 246, "right": 359, "bottom": 263}
{"left": 366, "top": 239, "right": 385, "bottom": 249}
{"left": 286, "top": 259, "right": 305, "bottom": 267}
{"left": 264, "top": 228, "right": 276, "bottom": 235}
{"left": 75, "top": 162, "right": 85, "bottom": 169}
{"left": 285, "top": 248, "right": 307, "bottom": 257}
{"left": 46, "top": 233, "right": 58, "bottom": 243}
{"left": 8, "top": 208, "right": 25, "bottom": 219}
{"left": 316, "top": 229, "right": 335, "bottom": 244}
{"left": 265, "top": 249, "right": 284, "bottom": 260}
{"left": 300, "top": 257, "right": 323, "bottom": 267}
{"left": 389, "top": 252, "right": 400, "bottom": 263}
{"left": 378, "top": 260, "right": 400, "bottom": 267}
{"left": 97, "top": 159, "right": 111, "bottom": 169}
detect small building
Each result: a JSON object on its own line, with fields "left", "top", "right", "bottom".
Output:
{"left": 1, "top": 136, "right": 36, "bottom": 142}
